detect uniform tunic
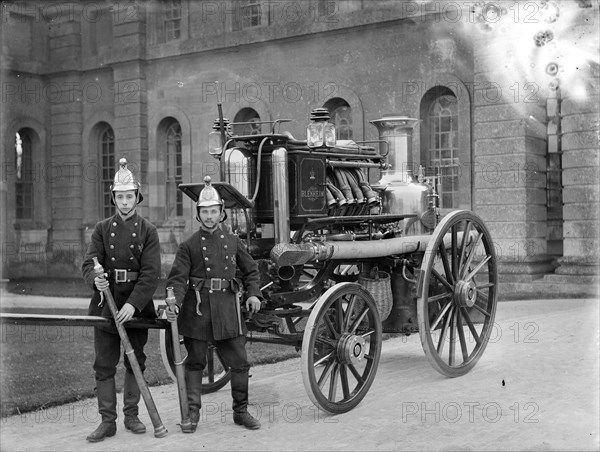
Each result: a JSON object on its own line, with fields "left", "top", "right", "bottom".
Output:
{"left": 167, "top": 226, "right": 262, "bottom": 342}
{"left": 82, "top": 212, "right": 160, "bottom": 330}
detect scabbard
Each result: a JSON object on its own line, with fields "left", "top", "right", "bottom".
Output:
{"left": 194, "top": 290, "right": 203, "bottom": 316}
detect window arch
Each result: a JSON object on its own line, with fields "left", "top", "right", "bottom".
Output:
{"left": 165, "top": 119, "right": 183, "bottom": 218}
{"left": 15, "top": 129, "right": 34, "bottom": 220}
{"left": 323, "top": 98, "right": 353, "bottom": 140}
{"left": 233, "top": 108, "right": 261, "bottom": 135}
{"left": 421, "top": 87, "right": 459, "bottom": 209}
{"left": 99, "top": 124, "right": 115, "bottom": 218}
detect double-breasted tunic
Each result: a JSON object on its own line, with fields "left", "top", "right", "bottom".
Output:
{"left": 167, "top": 226, "right": 263, "bottom": 342}
{"left": 82, "top": 212, "right": 160, "bottom": 332}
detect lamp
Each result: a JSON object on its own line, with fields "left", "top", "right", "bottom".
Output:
{"left": 208, "top": 118, "right": 230, "bottom": 156}
{"left": 307, "top": 108, "right": 336, "bottom": 148}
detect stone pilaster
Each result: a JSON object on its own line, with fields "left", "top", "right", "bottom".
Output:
{"left": 556, "top": 64, "right": 600, "bottom": 277}
{"left": 472, "top": 27, "right": 554, "bottom": 282}
{"left": 47, "top": 16, "right": 83, "bottom": 255}
{"left": 111, "top": 2, "right": 149, "bottom": 217}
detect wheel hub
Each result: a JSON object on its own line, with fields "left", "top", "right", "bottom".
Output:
{"left": 454, "top": 280, "right": 477, "bottom": 308}
{"left": 337, "top": 333, "right": 367, "bottom": 366}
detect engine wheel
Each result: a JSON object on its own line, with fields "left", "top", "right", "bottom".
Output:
{"left": 159, "top": 313, "right": 231, "bottom": 394}
{"left": 417, "top": 210, "right": 498, "bottom": 377}
{"left": 301, "top": 282, "right": 382, "bottom": 414}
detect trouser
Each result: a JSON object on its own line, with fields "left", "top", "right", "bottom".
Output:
{"left": 93, "top": 327, "right": 149, "bottom": 420}
{"left": 183, "top": 335, "right": 250, "bottom": 414}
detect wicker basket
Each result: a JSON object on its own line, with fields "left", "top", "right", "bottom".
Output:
{"left": 357, "top": 269, "right": 393, "bottom": 321}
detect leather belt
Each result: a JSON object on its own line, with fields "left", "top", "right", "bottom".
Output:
{"left": 189, "top": 278, "right": 234, "bottom": 292}
{"left": 111, "top": 269, "right": 139, "bottom": 283}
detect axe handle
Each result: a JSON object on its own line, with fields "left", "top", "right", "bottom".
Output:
{"left": 165, "top": 299, "right": 192, "bottom": 431}
{"left": 93, "top": 260, "right": 167, "bottom": 438}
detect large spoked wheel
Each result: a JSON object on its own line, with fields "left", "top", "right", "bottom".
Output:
{"left": 417, "top": 210, "right": 498, "bottom": 377}
{"left": 301, "top": 282, "right": 382, "bottom": 414}
{"left": 159, "top": 315, "right": 231, "bottom": 394}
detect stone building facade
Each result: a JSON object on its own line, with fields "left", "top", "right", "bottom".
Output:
{"left": 1, "top": 0, "right": 598, "bottom": 297}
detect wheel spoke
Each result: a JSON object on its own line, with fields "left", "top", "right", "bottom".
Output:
{"left": 431, "top": 300, "right": 453, "bottom": 331}
{"left": 428, "top": 291, "right": 453, "bottom": 304}
{"left": 348, "top": 362, "right": 364, "bottom": 385}
{"left": 460, "top": 232, "right": 482, "bottom": 279}
{"left": 314, "top": 350, "right": 335, "bottom": 367}
{"left": 459, "top": 220, "right": 473, "bottom": 270}
{"left": 451, "top": 224, "right": 459, "bottom": 280}
{"left": 340, "top": 364, "right": 351, "bottom": 400}
{"left": 438, "top": 242, "right": 454, "bottom": 284}
{"left": 455, "top": 308, "right": 469, "bottom": 363}
{"left": 344, "top": 294, "right": 357, "bottom": 330}
{"left": 323, "top": 312, "right": 337, "bottom": 337}
{"left": 471, "top": 300, "right": 491, "bottom": 317}
{"left": 475, "top": 282, "right": 495, "bottom": 290}
{"left": 349, "top": 308, "right": 369, "bottom": 335}
{"left": 464, "top": 255, "right": 492, "bottom": 282}
{"left": 335, "top": 299, "right": 344, "bottom": 332}
{"left": 436, "top": 304, "right": 454, "bottom": 355}
{"left": 432, "top": 268, "right": 454, "bottom": 292}
{"left": 460, "top": 306, "right": 481, "bottom": 345}
{"left": 328, "top": 363, "right": 339, "bottom": 401}
{"left": 448, "top": 308, "right": 456, "bottom": 366}
{"left": 317, "top": 358, "right": 335, "bottom": 388}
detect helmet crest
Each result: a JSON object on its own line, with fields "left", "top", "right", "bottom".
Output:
{"left": 197, "top": 176, "right": 223, "bottom": 209}
{"left": 110, "top": 158, "right": 143, "bottom": 204}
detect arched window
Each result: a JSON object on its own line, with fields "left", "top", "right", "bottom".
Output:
{"left": 99, "top": 125, "right": 115, "bottom": 218}
{"left": 165, "top": 120, "right": 183, "bottom": 218}
{"left": 423, "top": 90, "right": 459, "bottom": 209}
{"left": 233, "top": 108, "right": 261, "bottom": 135}
{"left": 324, "top": 98, "right": 353, "bottom": 140}
{"left": 15, "top": 130, "right": 33, "bottom": 220}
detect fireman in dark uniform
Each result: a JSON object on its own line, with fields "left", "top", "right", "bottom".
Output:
{"left": 165, "top": 176, "right": 263, "bottom": 432}
{"left": 81, "top": 158, "right": 161, "bottom": 442}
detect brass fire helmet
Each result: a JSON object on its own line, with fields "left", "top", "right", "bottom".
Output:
{"left": 110, "top": 158, "right": 143, "bottom": 205}
{"left": 196, "top": 176, "right": 227, "bottom": 222}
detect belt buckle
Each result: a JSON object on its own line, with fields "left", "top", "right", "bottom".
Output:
{"left": 115, "top": 269, "right": 127, "bottom": 283}
{"left": 210, "top": 278, "right": 222, "bottom": 291}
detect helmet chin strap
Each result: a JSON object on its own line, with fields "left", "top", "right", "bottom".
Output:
{"left": 113, "top": 191, "right": 140, "bottom": 217}
{"left": 196, "top": 208, "right": 225, "bottom": 231}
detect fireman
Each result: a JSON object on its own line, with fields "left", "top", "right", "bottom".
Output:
{"left": 165, "top": 176, "right": 263, "bottom": 432}
{"left": 81, "top": 158, "right": 161, "bottom": 442}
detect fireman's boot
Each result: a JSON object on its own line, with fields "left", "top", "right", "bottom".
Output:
{"left": 123, "top": 372, "right": 146, "bottom": 434}
{"left": 183, "top": 370, "right": 202, "bottom": 433}
{"left": 86, "top": 379, "right": 117, "bottom": 442}
{"left": 231, "top": 369, "right": 260, "bottom": 430}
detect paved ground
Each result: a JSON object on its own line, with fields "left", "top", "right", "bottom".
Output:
{"left": 0, "top": 290, "right": 598, "bottom": 452}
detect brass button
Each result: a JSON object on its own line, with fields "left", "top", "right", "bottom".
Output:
{"left": 111, "top": 233, "right": 115, "bottom": 237}
{"left": 111, "top": 257, "right": 115, "bottom": 261}
{"left": 112, "top": 222, "right": 117, "bottom": 226}
{"left": 224, "top": 266, "right": 228, "bottom": 270}
{"left": 220, "top": 235, "right": 224, "bottom": 239}
{"left": 209, "top": 289, "right": 213, "bottom": 294}
{"left": 134, "top": 222, "right": 138, "bottom": 226}
{"left": 224, "top": 245, "right": 228, "bottom": 249}
{"left": 130, "top": 244, "right": 134, "bottom": 248}
{"left": 207, "top": 268, "right": 211, "bottom": 272}
{"left": 110, "top": 245, "right": 114, "bottom": 249}
{"left": 202, "top": 237, "right": 206, "bottom": 241}
{"left": 132, "top": 233, "right": 137, "bottom": 237}
{"left": 204, "top": 257, "right": 208, "bottom": 261}
{"left": 203, "top": 247, "right": 207, "bottom": 251}
{"left": 130, "top": 257, "right": 134, "bottom": 260}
